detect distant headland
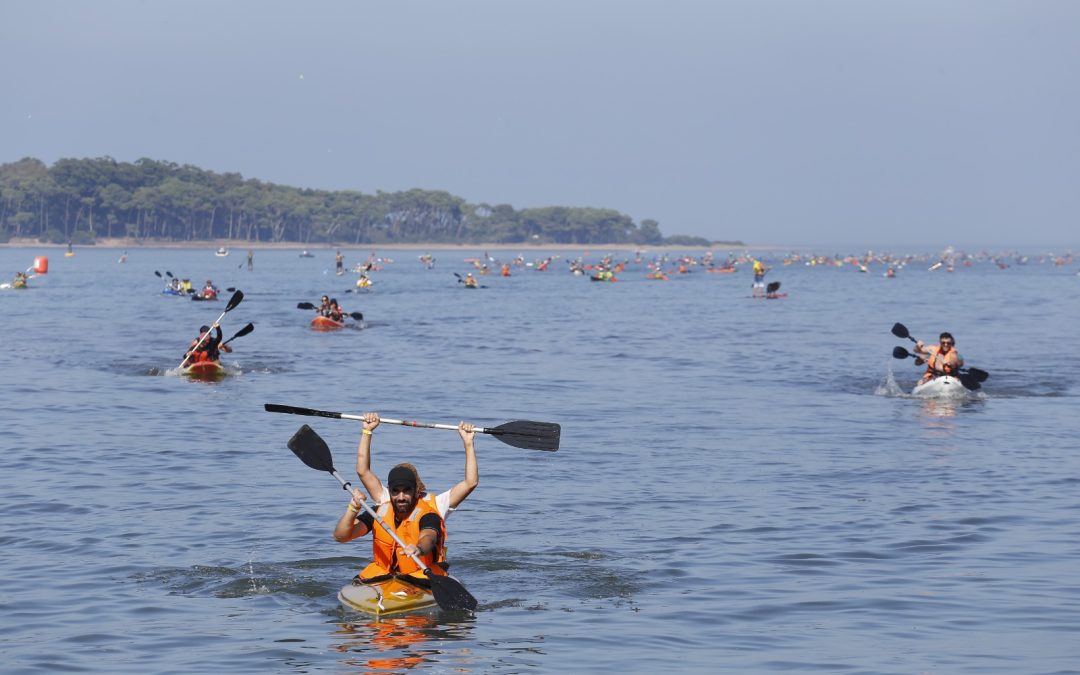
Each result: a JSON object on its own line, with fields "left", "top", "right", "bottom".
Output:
{"left": 0, "top": 157, "right": 743, "bottom": 249}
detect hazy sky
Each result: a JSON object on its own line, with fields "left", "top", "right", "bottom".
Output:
{"left": 2, "top": 1, "right": 1078, "bottom": 247}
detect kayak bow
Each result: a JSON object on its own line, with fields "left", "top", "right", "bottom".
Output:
{"left": 338, "top": 578, "right": 438, "bottom": 617}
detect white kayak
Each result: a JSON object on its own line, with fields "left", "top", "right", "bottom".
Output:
{"left": 912, "top": 375, "right": 971, "bottom": 398}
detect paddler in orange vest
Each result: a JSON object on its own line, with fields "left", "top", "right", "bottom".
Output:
{"left": 201, "top": 279, "right": 218, "bottom": 300}
{"left": 913, "top": 332, "right": 963, "bottom": 383}
{"left": 334, "top": 412, "right": 478, "bottom": 585}
{"left": 181, "top": 322, "right": 232, "bottom": 367}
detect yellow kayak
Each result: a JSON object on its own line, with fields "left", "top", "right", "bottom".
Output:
{"left": 338, "top": 577, "right": 436, "bottom": 617}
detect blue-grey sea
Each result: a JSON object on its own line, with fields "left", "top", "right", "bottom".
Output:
{"left": 1, "top": 245, "right": 1078, "bottom": 674}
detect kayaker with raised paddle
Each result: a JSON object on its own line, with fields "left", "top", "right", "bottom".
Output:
{"left": 181, "top": 322, "right": 232, "bottom": 368}
{"left": 913, "top": 332, "right": 963, "bottom": 384}
{"left": 333, "top": 412, "right": 478, "bottom": 586}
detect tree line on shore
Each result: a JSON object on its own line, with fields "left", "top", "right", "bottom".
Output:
{"left": 0, "top": 157, "right": 738, "bottom": 247}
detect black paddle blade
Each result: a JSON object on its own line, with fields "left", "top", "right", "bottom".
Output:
{"left": 265, "top": 403, "right": 344, "bottom": 419}
{"left": 892, "top": 346, "right": 911, "bottom": 359}
{"left": 965, "top": 367, "right": 990, "bottom": 382}
{"left": 223, "top": 323, "right": 254, "bottom": 345}
{"left": 350, "top": 312, "right": 364, "bottom": 321}
{"left": 224, "top": 290, "right": 244, "bottom": 311}
{"left": 166, "top": 271, "right": 174, "bottom": 277}
{"left": 297, "top": 302, "right": 316, "bottom": 310}
{"left": 891, "top": 323, "right": 910, "bottom": 339}
{"left": 428, "top": 574, "right": 478, "bottom": 612}
{"left": 486, "top": 420, "right": 561, "bottom": 451}
{"left": 766, "top": 281, "right": 781, "bottom": 294}
{"left": 154, "top": 270, "right": 162, "bottom": 277}
{"left": 958, "top": 373, "right": 983, "bottom": 391}
{"left": 287, "top": 424, "right": 336, "bottom": 473}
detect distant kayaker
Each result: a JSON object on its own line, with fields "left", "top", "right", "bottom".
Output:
{"left": 333, "top": 412, "right": 478, "bottom": 584}
{"left": 913, "top": 332, "right": 963, "bottom": 383}
{"left": 12, "top": 271, "right": 28, "bottom": 289}
{"left": 201, "top": 280, "right": 218, "bottom": 300}
{"left": 180, "top": 278, "right": 193, "bottom": 294}
{"left": 181, "top": 322, "right": 232, "bottom": 368}
{"left": 463, "top": 273, "right": 478, "bottom": 288}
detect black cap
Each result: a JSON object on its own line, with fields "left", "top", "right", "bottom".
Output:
{"left": 199, "top": 325, "right": 210, "bottom": 333}
{"left": 387, "top": 466, "right": 417, "bottom": 490}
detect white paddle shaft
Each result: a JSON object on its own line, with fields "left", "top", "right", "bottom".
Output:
{"left": 336, "top": 413, "right": 490, "bottom": 434}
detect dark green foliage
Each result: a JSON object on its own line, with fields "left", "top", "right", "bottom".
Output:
{"left": 662, "top": 234, "right": 713, "bottom": 247}
{"left": 0, "top": 156, "right": 720, "bottom": 245}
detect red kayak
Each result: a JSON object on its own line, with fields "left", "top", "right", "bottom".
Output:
{"left": 311, "top": 315, "right": 346, "bottom": 331}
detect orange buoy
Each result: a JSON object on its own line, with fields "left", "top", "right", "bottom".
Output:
{"left": 33, "top": 256, "right": 49, "bottom": 274}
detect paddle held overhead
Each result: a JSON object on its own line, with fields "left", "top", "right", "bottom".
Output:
{"left": 286, "top": 424, "right": 478, "bottom": 612}
{"left": 265, "top": 403, "right": 560, "bottom": 452}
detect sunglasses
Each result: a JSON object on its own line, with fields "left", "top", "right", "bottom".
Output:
{"left": 940, "top": 341, "right": 954, "bottom": 346}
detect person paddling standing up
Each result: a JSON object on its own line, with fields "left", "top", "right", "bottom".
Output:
{"left": 914, "top": 332, "right": 963, "bottom": 383}
{"left": 751, "top": 259, "right": 767, "bottom": 297}
{"left": 333, "top": 412, "right": 478, "bottom": 585}
{"left": 335, "top": 251, "right": 345, "bottom": 275}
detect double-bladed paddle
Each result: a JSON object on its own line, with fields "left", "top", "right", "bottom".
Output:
{"left": 265, "top": 403, "right": 560, "bottom": 452}
{"left": 297, "top": 302, "right": 364, "bottom": 321}
{"left": 178, "top": 290, "right": 244, "bottom": 368}
{"left": 892, "top": 345, "right": 989, "bottom": 388}
{"left": 892, "top": 324, "right": 989, "bottom": 377}
{"left": 286, "top": 424, "right": 478, "bottom": 612}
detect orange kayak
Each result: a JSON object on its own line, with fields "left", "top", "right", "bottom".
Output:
{"left": 183, "top": 360, "right": 226, "bottom": 380}
{"left": 311, "top": 315, "right": 345, "bottom": 331}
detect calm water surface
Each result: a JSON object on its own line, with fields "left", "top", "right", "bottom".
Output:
{"left": 1, "top": 246, "right": 1078, "bottom": 674}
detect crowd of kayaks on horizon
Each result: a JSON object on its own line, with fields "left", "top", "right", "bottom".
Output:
{"left": 5, "top": 245, "right": 1074, "bottom": 388}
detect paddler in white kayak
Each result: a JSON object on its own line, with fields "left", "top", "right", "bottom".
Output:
{"left": 334, "top": 412, "right": 478, "bottom": 586}
{"left": 913, "top": 331, "right": 963, "bottom": 384}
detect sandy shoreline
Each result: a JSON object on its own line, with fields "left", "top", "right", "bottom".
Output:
{"left": 1, "top": 237, "right": 767, "bottom": 252}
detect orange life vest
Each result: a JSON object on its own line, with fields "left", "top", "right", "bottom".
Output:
{"left": 188, "top": 333, "right": 221, "bottom": 362}
{"left": 924, "top": 345, "right": 962, "bottom": 376}
{"left": 359, "top": 494, "right": 447, "bottom": 581}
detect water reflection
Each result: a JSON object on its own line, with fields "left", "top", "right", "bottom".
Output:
{"left": 331, "top": 612, "right": 475, "bottom": 673}
{"left": 920, "top": 397, "right": 961, "bottom": 419}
